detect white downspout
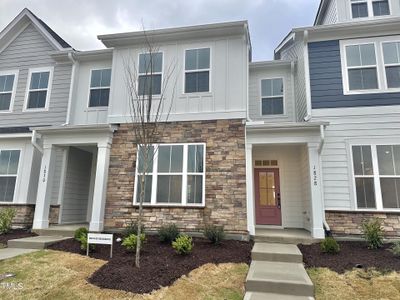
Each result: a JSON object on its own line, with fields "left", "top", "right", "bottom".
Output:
{"left": 64, "top": 52, "right": 77, "bottom": 126}
{"left": 31, "top": 130, "right": 43, "bottom": 154}
{"left": 303, "top": 29, "right": 312, "bottom": 122}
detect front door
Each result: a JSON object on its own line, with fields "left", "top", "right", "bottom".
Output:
{"left": 254, "top": 168, "right": 281, "bottom": 226}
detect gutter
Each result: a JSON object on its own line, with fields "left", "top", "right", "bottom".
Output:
{"left": 31, "top": 130, "right": 43, "bottom": 154}
{"left": 318, "top": 124, "right": 325, "bottom": 154}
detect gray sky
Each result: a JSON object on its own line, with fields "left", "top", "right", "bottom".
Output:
{"left": 0, "top": 0, "right": 320, "bottom": 61}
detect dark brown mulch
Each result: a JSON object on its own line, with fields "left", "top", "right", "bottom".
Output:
{"left": 299, "top": 241, "right": 400, "bottom": 273}
{"left": 0, "top": 229, "right": 37, "bottom": 245}
{"left": 48, "top": 235, "right": 253, "bottom": 294}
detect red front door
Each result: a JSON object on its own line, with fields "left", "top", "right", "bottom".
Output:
{"left": 254, "top": 168, "right": 281, "bottom": 226}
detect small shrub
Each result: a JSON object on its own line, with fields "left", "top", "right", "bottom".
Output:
{"left": 362, "top": 218, "right": 384, "bottom": 249}
{"left": 76, "top": 234, "right": 95, "bottom": 251}
{"left": 390, "top": 241, "right": 400, "bottom": 257}
{"left": 74, "top": 227, "right": 88, "bottom": 241}
{"left": 123, "top": 221, "right": 145, "bottom": 237}
{"left": 172, "top": 234, "right": 193, "bottom": 255}
{"left": 204, "top": 225, "right": 225, "bottom": 245}
{"left": 158, "top": 224, "right": 180, "bottom": 243}
{"left": 122, "top": 234, "right": 146, "bottom": 252}
{"left": 320, "top": 237, "right": 340, "bottom": 254}
{"left": 0, "top": 208, "right": 16, "bottom": 234}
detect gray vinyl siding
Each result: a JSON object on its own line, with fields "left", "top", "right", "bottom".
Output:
{"left": 50, "top": 148, "right": 64, "bottom": 205}
{"left": 320, "top": 0, "right": 338, "bottom": 25}
{"left": 309, "top": 40, "right": 400, "bottom": 109}
{"left": 61, "top": 147, "right": 92, "bottom": 223}
{"left": 0, "top": 24, "right": 71, "bottom": 127}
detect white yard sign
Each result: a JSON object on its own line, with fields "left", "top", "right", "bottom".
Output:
{"left": 87, "top": 233, "right": 114, "bottom": 258}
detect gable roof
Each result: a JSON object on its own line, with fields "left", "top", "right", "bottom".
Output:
{"left": 314, "top": 0, "right": 329, "bottom": 25}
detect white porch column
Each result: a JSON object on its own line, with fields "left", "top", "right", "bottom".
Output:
{"left": 33, "top": 144, "right": 56, "bottom": 229}
{"left": 307, "top": 143, "right": 325, "bottom": 239}
{"left": 89, "top": 142, "right": 111, "bottom": 232}
{"left": 245, "top": 143, "right": 255, "bottom": 236}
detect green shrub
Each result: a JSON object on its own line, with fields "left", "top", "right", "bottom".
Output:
{"left": 123, "top": 221, "right": 145, "bottom": 237}
{"left": 158, "top": 224, "right": 180, "bottom": 243}
{"left": 76, "top": 234, "right": 95, "bottom": 251}
{"left": 122, "top": 234, "right": 146, "bottom": 252}
{"left": 74, "top": 227, "right": 88, "bottom": 241}
{"left": 172, "top": 234, "right": 193, "bottom": 255}
{"left": 320, "top": 237, "right": 340, "bottom": 254}
{"left": 390, "top": 241, "right": 400, "bottom": 257}
{"left": 204, "top": 225, "right": 225, "bottom": 245}
{"left": 0, "top": 208, "right": 16, "bottom": 234}
{"left": 362, "top": 218, "right": 384, "bottom": 249}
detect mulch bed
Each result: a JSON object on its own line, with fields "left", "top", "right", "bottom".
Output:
{"left": 299, "top": 241, "right": 400, "bottom": 273}
{"left": 48, "top": 235, "right": 253, "bottom": 294}
{"left": 0, "top": 229, "right": 37, "bottom": 245}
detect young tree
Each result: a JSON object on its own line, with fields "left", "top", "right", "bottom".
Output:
{"left": 124, "top": 31, "right": 177, "bottom": 268}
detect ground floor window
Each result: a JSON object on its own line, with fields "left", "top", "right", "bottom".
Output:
{"left": 134, "top": 143, "right": 205, "bottom": 206}
{"left": 0, "top": 150, "right": 20, "bottom": 202}
{"left": 352, "top": 144, "right": 400, "bottom": 210}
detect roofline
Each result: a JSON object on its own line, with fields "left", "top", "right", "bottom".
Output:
{"left": 246, "top": 121, "right": 329, "bottom": 132}
{"left": 30, "top": 124, "right": 118, "bottom": 134}
{"left": 249, "top": 60, "right": 292, "bottom": 69}
{"left": 314, "top": 0, "right": 328, "bottom": 26}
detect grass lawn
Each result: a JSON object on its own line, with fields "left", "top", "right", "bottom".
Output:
{"left": 0, "top": 250, "right": 248, "bottom": 300}
{"left": 308, "top": 268, "right": 400, "bottom": 300}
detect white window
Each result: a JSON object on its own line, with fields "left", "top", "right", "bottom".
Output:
{"left": 184, "top": 48, "right": 210, "bottom": 93}
{"left": 0, "top": 70, "right": 18, "bottom": 112}
{"left": 138, "top": 52, "right": 163, "bottom": 96}
{"left": 261, "top": 78, "right": 284, "bottom": 115}
{"left": 89, "top": 69, "right": 111, "bottom": 107}
{"left": 0, "top": 150, "right": 20, "bottom": 203}
{"left": 134, "top": 143, "right": 205, "bottom": 206}
{"left": 24, "top": 67, "right": 53, "bottom": 111}
{"left": 341, "top": 37, "right": 400, "bottom": 94}
{"left": 352, "top": 144, "right": 400, "bottom": 210}
{"left": 350, "top": 0, "right": 390, "bottom": 19}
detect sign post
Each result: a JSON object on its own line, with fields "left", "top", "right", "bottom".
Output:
{"left": 87, "top": 233, "right": 114, "bottom": 258}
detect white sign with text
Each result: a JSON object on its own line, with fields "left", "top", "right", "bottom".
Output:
{"left": 87, "top": 233, "right": 114, "bottom": 258}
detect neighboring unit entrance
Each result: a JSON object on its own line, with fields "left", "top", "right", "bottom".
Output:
{"left": 254, "top": 168, "right": 281, "bottom": 225}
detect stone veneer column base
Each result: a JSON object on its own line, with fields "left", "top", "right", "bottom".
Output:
{"left": 326, "top": 210, "right": 400, "bottom": 237}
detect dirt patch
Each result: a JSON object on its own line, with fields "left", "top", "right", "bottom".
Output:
{"left": 49, "top": 235, "right": 253, "bottom": 294}
{"left": 299, "top": 241, "right": 400, "bottom": 273}
{"left": 0, "top": 229, "right": 37, "bottom": 245}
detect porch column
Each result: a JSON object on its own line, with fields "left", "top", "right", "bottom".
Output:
{"left": 89, "top": 141, "right": 111, "bottom": 232}
{"left": 33, "top": 144, "right": 56, "bottom": 229}
{"left": 245, "top": 143, "right": 255, "bottom": 236}
{"left": 307, "top": 143, "right": 325, "bottom": 239}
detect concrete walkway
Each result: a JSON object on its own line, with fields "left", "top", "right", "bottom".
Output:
{"left": 8, "top": 236, "right": 70, "bottom": 249}
{"left": 0, "top": 248, "right": 37, "bottom": 261}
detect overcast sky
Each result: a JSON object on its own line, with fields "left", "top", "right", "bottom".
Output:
{"left": 0, "top": 0, "right": 320, "bottom": 61}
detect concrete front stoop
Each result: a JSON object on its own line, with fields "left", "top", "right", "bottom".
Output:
{"left": 7, "top": 236, "right": 70, "bottom": 250}
{"left": 245, "top": 241, "right": 315, "bottom": 300}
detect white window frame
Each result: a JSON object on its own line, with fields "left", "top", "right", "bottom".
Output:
{"left": 381, "top": 40, "right": 400, "bottom": 90}
{"left": 133, "top": 143, "right": 206, "bottom": 207}
{"left": 0, "top": 70, "right": 19, "bottom": 113}
{"left": 349, "top": 0, "right": 391, "bottom": 19}
{"left": 23, "top": 66, "right": 54, "bottom": 112}
{"left": 87, "top": 68, "right": 112, "bottom": 109}
{"left": 259, "top": 77, "right": 286, "bottom": 116}
{"left": 137, "top": 51, "right": 164, "bottom": 97}
{"left": 340, "top": 36, "right": 400, "bottom": 95}
{"left": 183, "top": 47, "right": 212, "bottom": 95}
{"left": 349, "top": 141, "right": 400, "bottom": 212}
{"left": 0, "top": 148, "right": 21, "bottom": 203}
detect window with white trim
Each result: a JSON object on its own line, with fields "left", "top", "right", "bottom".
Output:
{"left": 0, "top": 73, "right": 16, "bottom": 111}
{"left": 184, "top": 48, "right": 210, "bottom": 93}
{"left": 352, "top": 144, "right": 400, "bottom": 210}
{"left": 0, "top": 150, "right": 20, "bottom": 202}
{"left": 138, "top": 52, "right": 163, "bottom": 96}
{"left": 350, "top": 0, "right": 390, "bottom": 18}
{"left": 26, "top": 68, "right": 52, "bottom": 110}
{"left": 261, "top": 78, "right": 284, "bottom": 115}
{"left": 383, "top": 42, "right": 400, "bottom": 89}
{"left": 135, "top": 143, "right": 205, "bottom": 206}
{"left": 89, "top": 69, "right": 111, "bottom": 107}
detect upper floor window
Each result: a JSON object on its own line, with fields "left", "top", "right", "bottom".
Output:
{"left": 383, "top": 42, "right": 400, "bottom": 88}
{"left": 351, "top": 0, "right": 390, "bottom": 19}
{"left": 89, "top": 69, "right": 111, "bottom": 107}
{"left": 25, "top": 67, "right": 53, "bottom": 111}
{"left": 184, "top": 48, "right": 210, "bottom": 93}
{"left": 138, "top": 52, "right": 162, "bottom": 96}
{"left": 0, "top": 71, "right": 17, "bottom": 112}
{"left": 0, "top": 150, "right": 20, "bottom": 203}
{"left": 261, "top": 78, "right": 284, "bottom": 115}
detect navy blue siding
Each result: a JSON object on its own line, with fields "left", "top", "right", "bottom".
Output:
{"left": 308, "top": 40, "right": 400, "bottom": 109}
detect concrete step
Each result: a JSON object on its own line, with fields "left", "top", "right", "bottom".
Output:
{"left": 246, "top": 261, "right": 314, "bottom": 297}
{"left": 244, "top": 292, "right": 314, "bottom": 300}
{"left": 252, "top": 243, "right": 303, "bottom": 263}
{"left": 7, "top": 236, "right": 70, "bottom": 249}
{"left": 32, "top": 228, "right": 75, "bottom": 238}
{"left": 254, "top": 229, "right": 317, "bottom": 245}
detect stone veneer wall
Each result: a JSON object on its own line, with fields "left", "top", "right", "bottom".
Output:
{"left": 326, "top": 211, "right": 400, "bottom": 237}
{"left": 0, "top": 204, "right": 60, "bottom": 228}
{"left": 104, "top": 119, "right": 247, "bottom": 235}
